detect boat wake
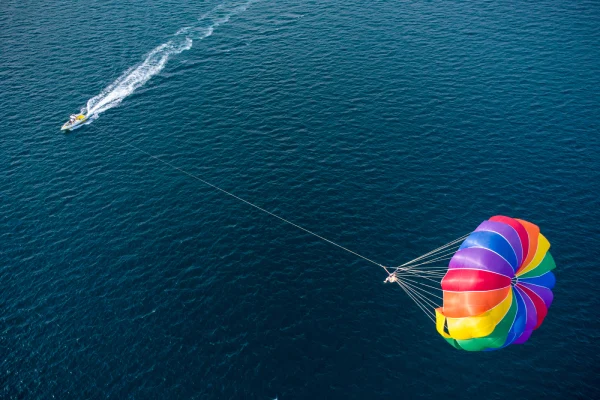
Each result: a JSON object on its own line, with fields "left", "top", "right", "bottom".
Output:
{"left": 81, "top": 0, "right": 258, "bottom": 123}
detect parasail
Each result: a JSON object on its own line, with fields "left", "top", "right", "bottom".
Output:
{"left": 389, "top": 216, "right": 556, "bottom": 351}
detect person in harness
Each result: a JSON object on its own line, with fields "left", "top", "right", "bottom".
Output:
{"left": 384, "top": 272, "right": 398, "bottom": 283}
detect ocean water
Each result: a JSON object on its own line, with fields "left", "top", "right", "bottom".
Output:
{"left": 1, "top": 0, "right": 599, "bottom": 398}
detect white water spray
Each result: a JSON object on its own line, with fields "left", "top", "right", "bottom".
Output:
{"left": 81, "top": 0, "right": 257, "bottom": 121}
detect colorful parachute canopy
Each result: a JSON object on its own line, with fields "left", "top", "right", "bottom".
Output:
{"left": 435, "top": 216, "right": 556, "bottom": 351}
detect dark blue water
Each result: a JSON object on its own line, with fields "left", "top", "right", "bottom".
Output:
{"left": 1, "top": 0, "right": 599, "bottom": 398}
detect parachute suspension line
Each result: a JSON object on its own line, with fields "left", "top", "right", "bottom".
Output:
{"left": 395, "top": 279, "right": 442, "bottom": 306}
{"left": 399, "top": 233, "right": 469, "bottom": 268}
{"left": 400, "top": 267, "right": 448, "bottom": 274}
{"left": 399, "top": 286, "right": 440, "bottom": 312}
{"left": 403, "top": 265, "right": 451, "bottom": 270}
{"left": 399, "top": 245, "right": 461, "bottom": 269}
{"left": 401, "top": 253, "right": 455, "bottom": 270}
{"left": 396, "top": 264, "right": 449, "bottom": 280}
{"left": 407, "top": 273, "right": 446, "bottom": 278}
{"left": 406, "top": 281, "right": 440, "bottom": 307}
{"left": 389, "top": 233, "right": 468, "bottom": 283}
{"left": 113, "top": 137, "right": 390, "bottom": 273}
{"left": 389, "top": 233, "right": 470, "bottom": 323}
{"left": 402, "top": 287, "right": 438, "bottom": 314}
{"left": 403, "top": 284, "right": 438, "bottom": 321}
{"left": 403, "top": 246, "right": 461, "bottom": 265}
{"left": 404, "top": 246, "right": 462, "bottom": 265}
{"left": 392, "top": 275, "right": 443, "bottom": 299}
{"left": 403, "top": 284, "right": 440, "bottom": 310}
{"left": 401, "top": 272, "right": 446, "bottom": 279}
{"left": 396, "top": 280, "right": 436, "bottom": 324}
{"left": 396, "top": 269, "right": 444, "bottom": 284}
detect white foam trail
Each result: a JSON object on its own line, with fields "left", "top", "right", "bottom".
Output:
{"left": 85, "top": 38, "right": 193, "bottom": 116}
{"left": 82, "top": 0, "right": 258, "bottom": 121}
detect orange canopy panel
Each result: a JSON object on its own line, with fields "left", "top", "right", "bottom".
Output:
{"left": 442, "top": 287, "right": 511, "bottom": 318}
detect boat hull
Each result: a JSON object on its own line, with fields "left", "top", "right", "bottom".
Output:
{"left": 61, "top": 116, "right": 87, "bottom": 131}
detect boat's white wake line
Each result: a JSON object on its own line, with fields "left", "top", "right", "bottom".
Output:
{"left": 85, "top": 38, "right": 193, "bottom": 117}
{"left": 83, "top": 0, "right": 258, "bottom": 120}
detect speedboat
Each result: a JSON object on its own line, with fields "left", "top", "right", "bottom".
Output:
{"left": 61, "top": 114, "right": 87, "bottom": 131}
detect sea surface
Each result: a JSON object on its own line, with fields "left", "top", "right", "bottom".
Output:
{"left": 1, "top": 0, "right": 599, "bottom": 398}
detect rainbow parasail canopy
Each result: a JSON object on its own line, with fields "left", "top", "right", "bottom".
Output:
{"left": 435, "top": 216, "right": 556, "bottom": 351}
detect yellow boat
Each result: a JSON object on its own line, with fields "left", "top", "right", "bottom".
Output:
{"left": 61, "top": 114, "right": 87, "bottom": 131}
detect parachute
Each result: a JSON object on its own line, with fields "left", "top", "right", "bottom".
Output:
{"left": 390, "top": 216, "right": 556, "bottom": 351}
